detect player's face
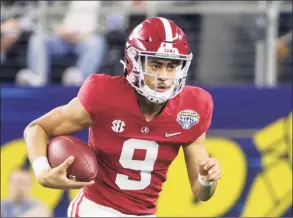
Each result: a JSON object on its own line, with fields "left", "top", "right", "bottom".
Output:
{"left": 9, "top": 170, "right": 32, "bottom": 201}
{"left": 143, "top": 57, "right": 182, "bottom": 92}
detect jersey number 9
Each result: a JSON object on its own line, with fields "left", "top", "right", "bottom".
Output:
{"left": 115, "top": 139, "right": 159, "bottom": 190}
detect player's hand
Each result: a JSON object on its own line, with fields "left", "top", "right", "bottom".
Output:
{"left": 198, "top": 158, "right": 221, "bottom": 182}
{"left": 37, "top": 156, "right": 94, "bottom": 189}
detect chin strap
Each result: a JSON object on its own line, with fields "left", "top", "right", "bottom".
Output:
{"left": 120, "top": 59, "right": 126, "bottom": 68}
{"left": 120, "top": 59, "right": 128, "bottom": 77}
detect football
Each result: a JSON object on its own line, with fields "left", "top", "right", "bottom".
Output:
{"left": 47, "top": 135, "right": 98, "bottom": 182}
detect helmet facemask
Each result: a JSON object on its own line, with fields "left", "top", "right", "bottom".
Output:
{"left": 124, "top": 46, "right": 193, "bottom": 104}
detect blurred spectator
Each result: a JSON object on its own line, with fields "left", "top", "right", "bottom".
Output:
{"left": 197, "top": 9, "right": 264, "bottom": 84}
{"left": 1, "top": 18, "right": 19, "bottom": 63}
{"left": 131, "top": 0, "right": 146, "bottom": 7}
{"left": 16, "top": 1, "right": 107, "bottom": 86}
{"left": 277, "top": 31, "right": 292, "bottom": 69}
{"left": 1, "top": 169, "right": 51, "bottom": 217}
{"left": 0, "top": 2, "right": 36, "bottom": 64}
{"left": 277, "top": 30, "right": 292, "bottom": 82}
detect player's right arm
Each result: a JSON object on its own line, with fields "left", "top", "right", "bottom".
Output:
{"left": 24, "top": 97, "right": 92, "bottom": 164}
{"left": 24, "top": 75, "right": 103, "bottom": 189}
{"left": 24, "top": 98, "right": 93, "bottom": 189}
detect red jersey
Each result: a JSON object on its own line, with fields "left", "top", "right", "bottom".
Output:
{"left": 77, "top": 74, "right": 213, "bottom": 215}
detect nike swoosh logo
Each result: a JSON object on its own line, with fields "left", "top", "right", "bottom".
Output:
{"left": 165, "top": 132, "right": 181, "bottom": 138}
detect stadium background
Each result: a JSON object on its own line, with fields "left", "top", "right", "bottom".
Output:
{"left": 1, "top": 1, "right": 292, "bottom": 217}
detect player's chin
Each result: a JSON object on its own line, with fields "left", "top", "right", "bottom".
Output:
{"left": 155, "top": 85, "right": 173, "bottom": 92}
{"left": 155, "top": 87, "right": 170, "bottom": 92}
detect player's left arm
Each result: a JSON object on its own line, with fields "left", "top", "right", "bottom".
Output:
{"left": 183, "top": 90, "right": 221, "bottom": 201}
{"left": 183, "top": 132, "right": 221, "bottom": 201}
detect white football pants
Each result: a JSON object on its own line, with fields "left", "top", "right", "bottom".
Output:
{"left": 68, "top": 190, "right": 156, "bottom": 217}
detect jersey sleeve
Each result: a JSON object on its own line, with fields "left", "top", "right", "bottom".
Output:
{"left": 200, "top": 92, "right": 214, "bottom": 134}
{"left": 77, "top": 74, "right": 106, "bottom": 121}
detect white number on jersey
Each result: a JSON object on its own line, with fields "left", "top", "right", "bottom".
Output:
{"left": 115, "top": 139, "right": 159, "bottom": 190}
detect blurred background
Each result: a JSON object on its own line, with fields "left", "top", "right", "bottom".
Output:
{"left": 1, "top": 0, "right": 292, "bottom": 217}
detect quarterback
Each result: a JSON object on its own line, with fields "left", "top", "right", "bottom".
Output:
{"left": 24, "top": 17, "right": 222, "bottom": 217}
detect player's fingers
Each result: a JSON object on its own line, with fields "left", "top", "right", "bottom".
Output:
{"left": 198, "top": 159, "right": 208, "bottom": 168}
{"left": 57, "top": 156, "right": 75, "bottom": 171}
{"left": 66, "top": 180, "right": 95, "bottom": 189}
{"left": 204, "top": 159, "right": 216, "bottom": 171}
{"left": 207, "top": 165, "right": 219, "bottom": 175}
{"left": 213, "top": 174, "right": 221, "bottom": 181}
{"left": 205, "top": 172, "right": 221, "bottom": 181}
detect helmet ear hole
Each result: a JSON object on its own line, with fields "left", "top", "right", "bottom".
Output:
{"left": 123, "top": 69, "right": 128, "bottom": 77}
{"left": 182, "top": 61, "right": 186, "bottom": 68}
{"left": 140, "top": 56, "right": 146, "bottom": 64}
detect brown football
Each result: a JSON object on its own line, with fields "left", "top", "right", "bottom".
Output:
{"left": 47, "top": 135, "right": 98, "bottom": 182}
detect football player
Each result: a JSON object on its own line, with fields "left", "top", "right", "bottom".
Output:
{"left": 24, "top": 17, "right": 222, "bottom": 217}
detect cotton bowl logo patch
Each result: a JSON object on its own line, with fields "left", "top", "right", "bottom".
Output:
{"left": 177, "top": 110, "right": 200, "bottom": 130}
